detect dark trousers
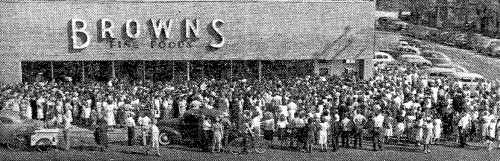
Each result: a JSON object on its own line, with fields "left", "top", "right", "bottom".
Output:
{"left": 353, "top": 131, "right": 363, "bottom": 148}
{"left": 341, "top": 131, "right": 351, "bottom": 147}
{"left": 331, "top": 133, "right": 341, "bottom": 151}
{"left": 127, "top": 126, "right": 135, "bottom": 146}
{"left": 372, "top": 128, "right": 383, "bottom": 151}
{"left": 203, "top": 130, "right": 212, "bottom": 151}
{"left": 63, "top": 129, "right": 70, "bottom": 150}
{"left": 459, "top": 128, "right": 468, "bottom": 147}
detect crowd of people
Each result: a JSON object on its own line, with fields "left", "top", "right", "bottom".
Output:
{"left": 2, "top": 63, "right": 500, "bottom": 154}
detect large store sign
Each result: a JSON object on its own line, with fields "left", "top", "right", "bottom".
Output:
{"left": 69, "top": 18, "right": 225, "bottom": 49}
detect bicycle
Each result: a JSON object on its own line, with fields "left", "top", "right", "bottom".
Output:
{"left": 228, "top": 133, "right": 268, "bottom": 154}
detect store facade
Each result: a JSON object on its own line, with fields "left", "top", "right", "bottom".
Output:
{"left": 0, "top": 0, "right": 375, "bottom": 84}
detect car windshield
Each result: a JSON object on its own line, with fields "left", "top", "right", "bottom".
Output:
{"left": 433, "top": 59, "right": 451, "bottom": 64}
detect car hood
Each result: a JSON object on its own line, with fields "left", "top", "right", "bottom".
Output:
{"left": 158, "top": 118, "right": 181, "bottom": 127}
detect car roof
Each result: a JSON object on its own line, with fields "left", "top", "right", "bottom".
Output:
{"left": 184, "top": 108, "right": 225, "bottom": 118}
{"left": 424, "top": 67, "right": 456, "bottom": 73}
{"left": 450, "top": 72, "right": 484, "bottom": 79}
{"left": 400, "top": 54, "right": 423, "bottom": 58}
{"left": 422, "top": 50, "right": 449, "bottom": 58}
{"left": 374, "top": 51, "right": 391, "bottom": 55}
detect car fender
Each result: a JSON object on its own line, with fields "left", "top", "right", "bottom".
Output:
{"left": 158, "top": 126, "right": 182, "bottom": 144}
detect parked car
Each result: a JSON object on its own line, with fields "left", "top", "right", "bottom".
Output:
{"left": 437, "top": 31, "right": 454, "bottom": 45}
{"left": 478, "top": 39, "right": 500, "bottom": 54}
{"left": 422, "top": 67, "right": 456, "bottom": 79}
{"left": 491, "top": 46, "right": 500, "bottom": 57}
{"left": 427, "top": 29, "right": 442, "bottom": 42}
{"left": 377, "top": 17, "right": 408, "bottom": 31}
{"left": 484, "top": 39, "right": 500, "bottom": 56}
{"left": 449, "top": 33, "right": 468, "bottom": 48}
{"left": 0, "top": 110, "right": 44, "bottom": 150}
{"left": 470, "top": 34, "right": 490, "bottom": 52}
{"left": 156, "top": 108, "right": 227, "bottom": 147}
{"left": 373, "top": 51, "right": 395, "bottom": 64}
{"left": 449, "top": 72, "right": 485, "bottom": 88}
{"left": 396, "top": 46, "right": 421, "bottom": 55}
{"left": 397, "top": 54, "right": 432, "bottom": 66}
{"left": 433, "top": 63, "right": 469, "bottom": 73}
{"left": 420, "top": 50, "right": 451, "bottom": 65}
{"left": 399, "top": 39, "right": 422, "bottom": 48}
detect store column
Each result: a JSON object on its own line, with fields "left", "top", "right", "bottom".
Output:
{"left": 81, "top": 62, "right": 85, "bottom": 82}
{"left": 258, "top": 60, "right": 262, "bottom": 82}
{"left": 50, "top": 61, "right": 54, "bottom": 80}
{"left": 111, "top": 61, "right": 116, "bottom": 79}
{"left": 186, "top": 61, "right": 190, "bottom": 81}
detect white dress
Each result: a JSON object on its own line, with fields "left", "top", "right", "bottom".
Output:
{"left": 489, "top": 115, "right": 497, "bottom": 139}
{"left": 105, "top": 103, "right": 117, "bottom": 126}
{"left": 416, "top": 119, "right": 424, "bottom": 141}
{"left": 433, "top": 119, "right": 442, "bottom": 139}
{"left": 318, "top": 122, "right": 329, "bottom": 144}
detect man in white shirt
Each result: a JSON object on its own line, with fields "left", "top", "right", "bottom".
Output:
{"left": 352, "top": 111, "right": 366, "bottom": 149}
{"left": 458, "top": 112, "right": 471, "bottom": 147}
{"left": 138, "top": 113, "right": 151, "bottom": 146}
{"left": 372, "top": 111, "right": 385, "bottom": 151}
{"left": 125, "top": 113, "right": 136, "bottom": 146}
{"left": 287, "top": 100, "right": 297, "bottom": 121}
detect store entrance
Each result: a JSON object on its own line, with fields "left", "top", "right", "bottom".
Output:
{"left": 21, "top": 60, "right": 315, "bottom": 83}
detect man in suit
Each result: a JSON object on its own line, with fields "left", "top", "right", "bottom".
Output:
{"left": 331, "top": 113, "right": 342, "bottom": 152}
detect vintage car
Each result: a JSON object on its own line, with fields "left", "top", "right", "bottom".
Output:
{"left": 420, "top": 50, "right": 451, "bottom": 65}
{"left": 397, "top": 54, "right": 432, "bottom": 67}
{"left": 433, "top": 63, "right": 469, "bottom": 73}
{"left": 377, "top": 17, "right": 408, "bottom": 31}
{"left": 155, "top": 108, "right": 227, "bottom": 147}
{"left": 0, "top": 110, "right": 44, "bottom": 150}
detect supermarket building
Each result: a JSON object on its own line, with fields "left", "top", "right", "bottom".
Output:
{"left": 0, "top": 0, "right": 375, "bottom": 84}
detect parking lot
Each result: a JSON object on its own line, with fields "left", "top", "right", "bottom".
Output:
{"left": 376, "top": 30, "right": 500, "bottom": 80}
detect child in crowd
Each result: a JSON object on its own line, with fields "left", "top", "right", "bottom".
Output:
{"left": 145, "top": 119, "right": 160, "bottom": 156}
{"left": 432, "top": 114, "right": 442, "bottom": 145}
{"left": 276, "top": 114, "right": 288, "bottom": 148}
{"left": 318, "top": 117, "right": 329, "bottom": 152}
{"left": 423, "top": 117, "right": 434, "bottom": 154}
{"left": 211, "top": 117, "right": 224, "bottom": 153}
{"left": 305, "top": 118, "right": 316, "bottom": 153}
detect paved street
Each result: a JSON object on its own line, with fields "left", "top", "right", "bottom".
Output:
{"left": 1, "top": 135, "right": 499, "bottom": 161}
{"left": 428, "top": 44, "right": 500, "bottom": 80}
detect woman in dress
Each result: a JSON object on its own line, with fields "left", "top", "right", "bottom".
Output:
{"left": 432, "top": 114, "right": 442, "bottom": 145}
{"left": 488, "top": 111, "right": 497, "bottom": 151}
{"left": 394, "top": 110, "right": 406, "bottom": 144}
{"left": 55, "top": 97, "right": 64, "bottom": 126}
{"left": 305, "top": 118, "right": 316, "bottom": 153}
{"left": 405, "top": 111, "right": 416, "bottom": 143}
{"left": 318, "top": 117, "right": 329, "bottom": 152}
{"left": 423, "top": 117, "right": 434, "bottom": 154}
{"left": 211, "top": 117, "right": 224, "bottom": 153}
{"left": 383, "top": 111, "right": 394, "bottom": 144}
{"left": 415, "top": 114, "right": 424, "bottom": 147}
{"left": 105, "top": 100, "right": 117, "bottom": 128}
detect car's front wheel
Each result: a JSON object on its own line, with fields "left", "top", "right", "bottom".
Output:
{"left": 159, "top": 133, "right": 171, "bottom": 146}
{"left": 7, "top": 136, "right": 26, "bottom": 151}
